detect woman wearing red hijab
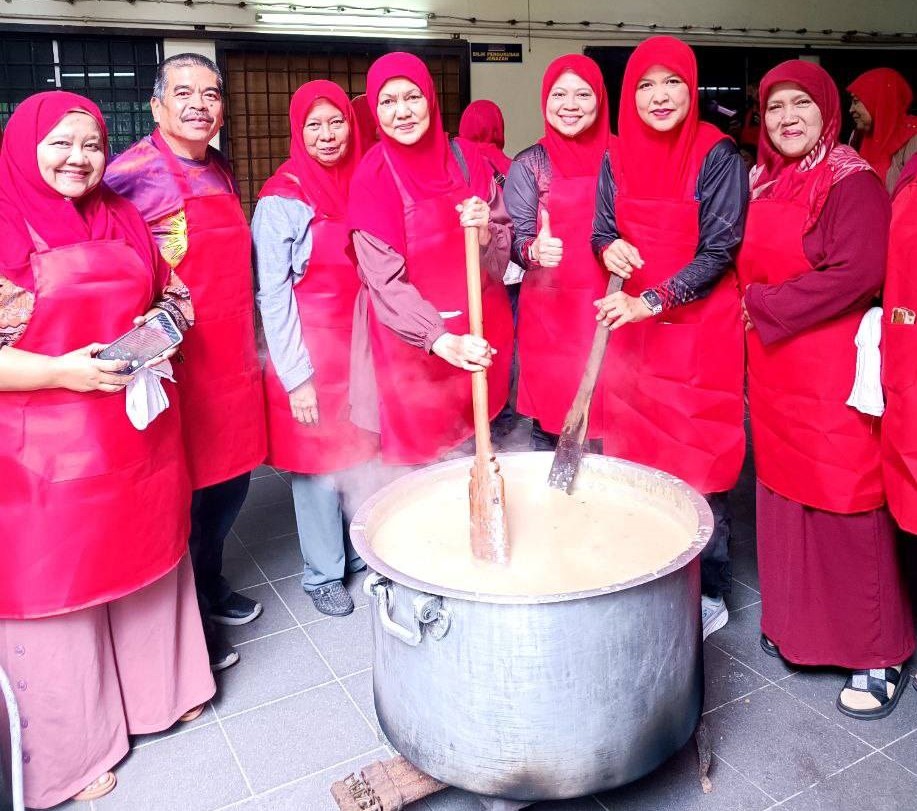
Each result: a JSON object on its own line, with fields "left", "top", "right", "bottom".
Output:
{"left": 739, "top": 61, "right": 913, "bottom": 719}
{"left": 882, "top": 154, "right": 917, "bottom": 554}
{"left": 460, "top": 99, "right": 512, "bottom": 180}
{"left": 0, "top": 92, "right": 213, "bottom": 806}
{"left": 351, "top": 93, "right": 379, "bottom": 154}
{"left": 848, "top": 68, "right": 917, "bottom": 193}
{"left": 592, "top": 37, "right": 747, "bottom": 639}
{"left": 504, "top": 54, "right": 613, "bottom": 450}
{"left": 254, "top": 81, "right": 378, "bottom": 617}
{"left": 347, "top": 53, "right": 513, "bottom": 465}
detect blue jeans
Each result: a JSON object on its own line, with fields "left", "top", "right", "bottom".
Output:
{"left": 292, "top": 463, "right": 378, "bottom": 591}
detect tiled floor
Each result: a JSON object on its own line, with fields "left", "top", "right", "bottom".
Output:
{"left": 43, "top": 420, "right": 917, "bottom": 811}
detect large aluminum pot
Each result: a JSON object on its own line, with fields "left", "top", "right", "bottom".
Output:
{"left": 350, "top": 452, "right": 713, "bottom": 802}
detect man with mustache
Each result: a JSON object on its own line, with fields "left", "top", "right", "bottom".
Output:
{"left": 106, "top": 53, "right": 266, "bottom": 673}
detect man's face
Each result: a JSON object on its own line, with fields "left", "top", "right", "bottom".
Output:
{"left": 151, "top": 64, "right": 223, "bottom": 147}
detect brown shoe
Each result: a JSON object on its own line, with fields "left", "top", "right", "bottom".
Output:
{"left": 72, "top": 771, "right": 116, "bottom": 801}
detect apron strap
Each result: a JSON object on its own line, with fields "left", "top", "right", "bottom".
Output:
{"left": 23, "top": 221, "right": 50, "bottom": 253}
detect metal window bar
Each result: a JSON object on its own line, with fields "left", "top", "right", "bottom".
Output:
{"left": 219, "top": 43, "right": 467, "bottom": 216}
{"left": 0, "top": 664, "right": 24, "bottom": 811}
{"left": 0, "top": 34, "right": 160, "bottom": 157}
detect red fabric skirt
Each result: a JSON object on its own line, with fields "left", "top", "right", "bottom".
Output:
{"left": 756, "top": 481, "right": 914, "bottom": 669}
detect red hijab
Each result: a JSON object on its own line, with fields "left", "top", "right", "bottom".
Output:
{"left": 258, "top": 80, "right": 361, "bottom": 219}
{"left": 539, "top": 54, "right": 612, "bottom": 178}
{"left": 459, "top": 100, "right": 511, "bottom": 175}
{"left": 754, "top": 61, "right": 873, "bottom": 230}
{"left": 847, "top": 68, "right": 917, "bottom": 181}
{"left": 351, "top": 94, "right": 379, "bottom": 155}
{"left": 616, "top": 36, "right": 725, "bottom": 198}
{"left": 0, "top": 91, "right": 161, "bottom": 292}
{"left": 347, "top": 52, "right": 493, "bottom": 255}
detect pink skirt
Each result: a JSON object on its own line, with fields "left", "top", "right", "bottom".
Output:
{"left": 0, "top": 555, "right": 215, "bottom": 809}
{"left": 757, "top": 481, "right": 915, "bottom": 669}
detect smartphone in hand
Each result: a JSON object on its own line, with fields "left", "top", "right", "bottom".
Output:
{"left": 97, "top": 311, "right": 183, "bottom": 374}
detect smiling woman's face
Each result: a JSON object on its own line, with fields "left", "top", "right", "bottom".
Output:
{"left": 544, "top": 71, "right": 598, "bottom": 137}
{"left": 634, "top": 65, "right": 690, "bottom": 132}
{"left": 376, "top": 78, "right": 430, "bottom": 145}
{"left": 765, "top": 82, "right": 824, "bottom": 159}
{"left": 36, "top": 111, "right": 105, "bottom": 198}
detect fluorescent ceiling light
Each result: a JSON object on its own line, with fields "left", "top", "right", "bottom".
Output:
{"left": 257, "top": 12, "right": 428, "bottom": 29}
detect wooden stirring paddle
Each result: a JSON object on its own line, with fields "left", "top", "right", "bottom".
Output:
{"left": 548, "top": 273, "right": 625, "bottom": 494}
{"left": 464, "top": 226, "right": 510, "bottom": 564}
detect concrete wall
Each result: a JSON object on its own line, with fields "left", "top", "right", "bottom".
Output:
{"left": 4, "top": 0, "right": 917, "bottom": 151}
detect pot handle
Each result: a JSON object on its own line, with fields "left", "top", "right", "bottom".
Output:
{"left": 364, "top": 573, "right": 452, "bottom": 646}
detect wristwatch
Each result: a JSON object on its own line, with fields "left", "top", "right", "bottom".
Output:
{"left": 639, "top": 289, "right": 663, "bottom": 316}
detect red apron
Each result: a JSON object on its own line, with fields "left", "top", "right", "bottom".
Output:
{"left": 368, "top": 153, "right": 513, "bottom": 465}
{"left": 516, "top": 170, "right": 608, "bottom": 436}
{"left": 152, "top": 130, "right": 266, "bottom": 489}
{"left": 882, "top": 178, "right": 917, "bottom": 529}
{"left": 601, "top": 148, "right": 745, "bottom": 494}
{"left": 263, "top": 202, "right": 377, "bottom": 473}
{"left": 738, "top": 183, "right": 883, "bottom": 513}
{"left": 0, "top": 231, "right": 189, "bottom": 619}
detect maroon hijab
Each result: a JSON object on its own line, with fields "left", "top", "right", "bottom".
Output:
{"left": 459, "top": 100, "right": 511, "bottom": 175}
{"left": 0, "top": 92, "right": 162, "bottom": 292}
{"left": 753, "top": 61, "right": 873, "bottom": 229}
{"left": 617, "top": 36, "right": 726, "bottom": 198}
{"left": 347, "top": 52, "right": 493, "bottom": 255}
{"left": 259, "top": 80, "right": 361, "bottom": 219}
{"left": 538, "top": 54, "right": 612, "bottom": 178}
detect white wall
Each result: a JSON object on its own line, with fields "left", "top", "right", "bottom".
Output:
{"left": 5, "top": 0, "right": 917, "bottom": 152}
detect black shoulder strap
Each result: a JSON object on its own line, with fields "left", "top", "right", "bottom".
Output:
{"left": 449, "top": 136, "right": 471, "bottom": 184}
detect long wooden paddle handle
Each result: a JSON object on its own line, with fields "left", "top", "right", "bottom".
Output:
{"left": 569, "top": 273, "right": 625, "bottom": 413}
{"left": 464, "top": 227, "right": 493, "bottom": 459}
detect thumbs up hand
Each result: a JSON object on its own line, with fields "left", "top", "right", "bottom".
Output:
{"left": 529, "top": 209, "right": 564, "bottom": 268}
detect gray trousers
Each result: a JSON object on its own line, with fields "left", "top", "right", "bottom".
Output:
{"left": 292, "top": 460, "right": 382, "bottom": 591}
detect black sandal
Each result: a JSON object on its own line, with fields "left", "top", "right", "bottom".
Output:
{"left": 836, "top": 667, "right": 905, "bottom": 720}
{"left": 760, "top": 634, "right": 781, "bottom": 658}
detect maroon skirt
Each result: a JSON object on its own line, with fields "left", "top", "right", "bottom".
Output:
{"left": 756, "top": 480, "right": 914, "bottom": 669}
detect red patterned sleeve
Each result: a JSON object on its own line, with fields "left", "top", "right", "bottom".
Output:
{"left": 0, "top": 271, "right": 35, "bottom": 347}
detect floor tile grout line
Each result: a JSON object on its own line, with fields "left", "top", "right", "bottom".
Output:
{"left": 702, "top": 682, "right": 773, "bottom": 716}
{"left": 711, "top": 750, "right": 779, "bottom": 804}
{"left": 732, "top": 577, "right": 761, "bottom": 595}
{"left": 214, "top": 677, "right": 340, "bottom": 723}
{"left": 131, "top": 716, "right": 222, "bottom": 750}
{"left": 767, "top": 677, "right": 884, "bottom": 755}
{"left": 876, "top": 725, "right": 917, "bottom": 752}
{"left": 209, "top": 744, "right": 386, "bottom": 811}
{"left": 231, "top": 624, "right": 306, "bottom": 649}
{"left": 212, "top": 702, "right": 257, "bottom": 800}
{"left": 248, "top": 553, "right": 381, "bottom": 740}
{"left": 297, "top": 620, "right": 381, "bottom": 739}
{"left": 707, "top": 641, "right": 794, "bottom": 688}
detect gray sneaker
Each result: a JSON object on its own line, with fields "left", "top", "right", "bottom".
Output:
{"left": 310, "top": 581, "right": 354, "bottom": 617}
{"left": 701, "top": 595, "right": 728, "bottom": 640}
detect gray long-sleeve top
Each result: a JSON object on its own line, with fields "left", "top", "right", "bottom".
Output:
{"left": 251, "top": 195, "right": 315, "bottom": 392}
{"left": 589, "top": 139, "right": 749, "bottom": 311}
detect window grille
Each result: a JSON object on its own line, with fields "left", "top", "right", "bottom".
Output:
{"left": 219, "top": 40, "right": 468, "bottom": 214}
{"left": 0, "top": 33, "right": 161, "bottom": 156}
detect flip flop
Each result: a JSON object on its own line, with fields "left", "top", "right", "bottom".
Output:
{"left": 836, "top": 667, "right": 906, "bottom": 720}
{"left": 72, "top": 771, "right": 117, "bottom": 801}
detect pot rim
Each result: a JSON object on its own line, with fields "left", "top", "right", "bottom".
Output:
{"left": 350, "top": 452, "right": 715, "bottom": 605}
